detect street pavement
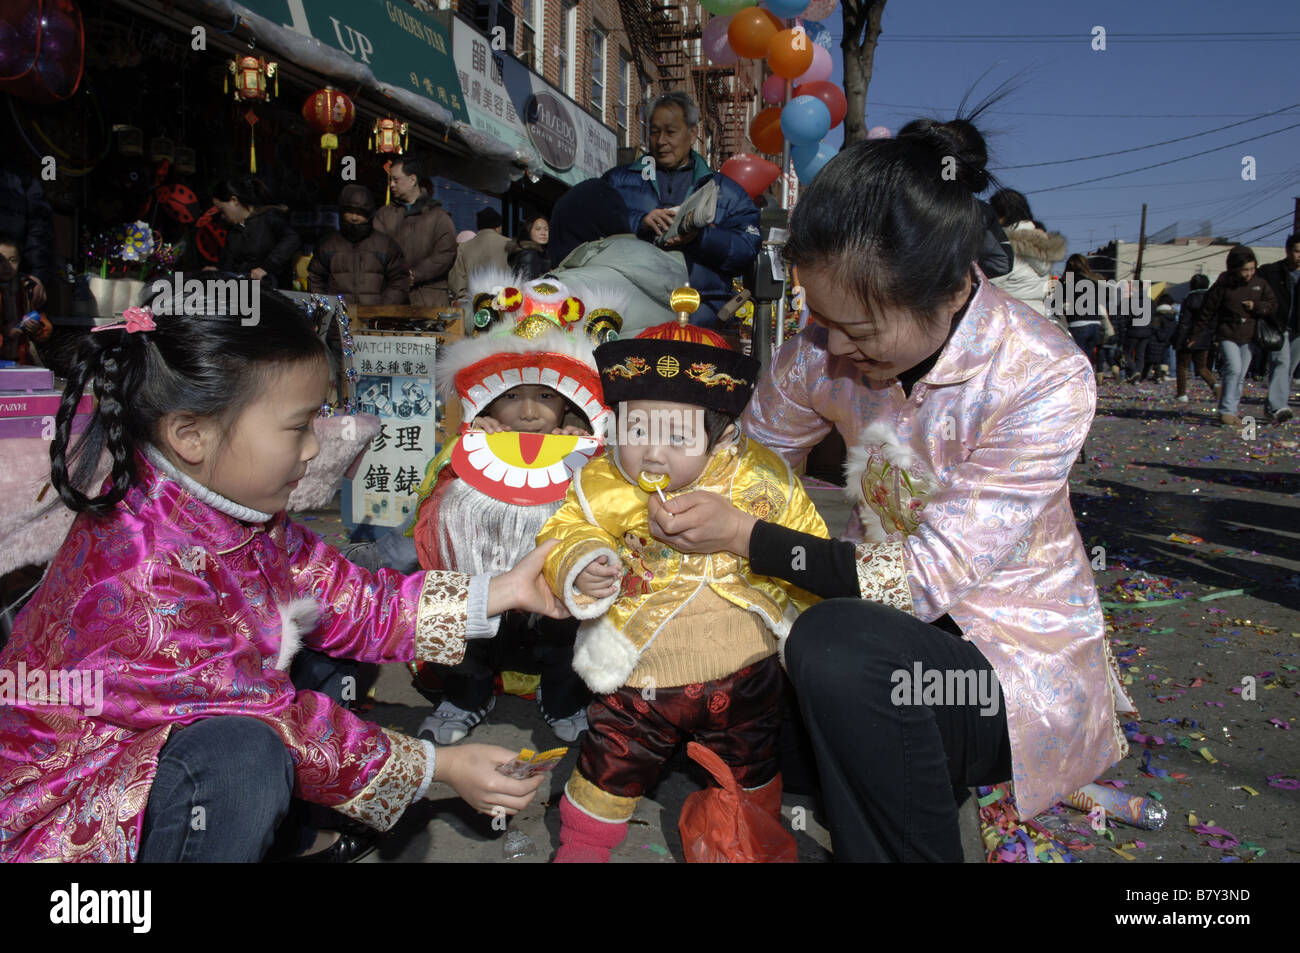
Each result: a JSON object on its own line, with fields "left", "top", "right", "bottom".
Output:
{"left": 294, "top": 371, "right": 1298, "bottom": 863}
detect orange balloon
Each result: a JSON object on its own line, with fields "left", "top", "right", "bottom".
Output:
{"left": 728, "top": 7, "right": 778, "bottom": 59}
{"left": 749, "top": 105, "right": 784, "bottom": 154}
{"left": 761, "top": 8, "right": 785, "bottom": 31}
{"left": 767, "top": 29, "right": 814, "bottom": 79}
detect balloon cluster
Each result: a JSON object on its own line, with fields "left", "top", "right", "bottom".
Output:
{"left": 706, "top": 0, "right": 889, "bottom": 192}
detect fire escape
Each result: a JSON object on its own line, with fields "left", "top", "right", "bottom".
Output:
{"left": 617, "top": 0, "right": 755, "bottom": 166}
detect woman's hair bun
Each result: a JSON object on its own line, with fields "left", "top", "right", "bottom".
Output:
{"left": 897, "top": 117, "right": 990, "bottom": 195}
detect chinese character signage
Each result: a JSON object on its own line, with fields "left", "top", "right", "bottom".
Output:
{"left": 451, "top": 20, "right": 616, "bottom": 185}
{"left": 348, "top": 333, "right": 439, "bottom": 528}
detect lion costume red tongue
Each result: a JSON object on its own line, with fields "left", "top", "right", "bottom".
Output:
{"left": 450, "top": 431, "right": 602, "bottom": 505}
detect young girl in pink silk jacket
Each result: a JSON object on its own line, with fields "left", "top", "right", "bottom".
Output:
{"left": 0, "top": 282, "right": 560, "bottom": 862}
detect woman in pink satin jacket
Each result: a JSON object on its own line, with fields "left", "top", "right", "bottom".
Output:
{"left": 0, "top": 282, "right": 557, "bottom": 862}
{"left": 645, "top": 116, "right": 1136, "bottom": 861}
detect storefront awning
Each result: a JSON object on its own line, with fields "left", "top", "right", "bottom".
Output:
{"left": 164, "top": 0, "right": 541, "bottom": 193}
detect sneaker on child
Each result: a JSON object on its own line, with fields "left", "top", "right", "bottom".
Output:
{"left": 418, "top": 696, "right": 495, "bottom": 745}
{"left": 537, "top": 686, "right": 589, "bottom": 742}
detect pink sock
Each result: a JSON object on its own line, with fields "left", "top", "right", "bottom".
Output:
{"left": 554, "top": 794, "right": 628, "bottom": 863}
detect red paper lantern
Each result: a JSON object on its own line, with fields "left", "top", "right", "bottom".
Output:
{"left": 302, "top": 87, "right": 355, "bottom": 172}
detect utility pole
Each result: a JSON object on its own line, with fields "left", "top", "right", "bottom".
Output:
{"left": 1293, "top": 196, "right": 1299, "bottom": 236}
{"left": 1133, "top": 202, "right": 1148, "bottom": 281}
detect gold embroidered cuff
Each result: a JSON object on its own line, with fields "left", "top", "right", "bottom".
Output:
{"left": 566, "top": 771, "right": 639, "bottom": 823}
{"left": 853, "top": 538, "right": 912, "bottom": 613}
{"left": 415, "top": 571, "right": 470, "bottom": 665}
{"left": 335, "top": 729, "right": 426, "bottom": 831}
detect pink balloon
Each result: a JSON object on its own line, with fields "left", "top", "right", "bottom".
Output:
{"left": 761, "top": 74, "right": 786, "bottom": 104}
{"left": 795, "top": 43, "right": 832, "bottom": 83}
{"left": 703, "top": 15, "right": 741, "bottom": 66}
{"left": 867, "top": 125, "right": 892, "bottom": 139}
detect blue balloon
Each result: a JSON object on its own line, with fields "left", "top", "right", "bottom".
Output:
{"left": 780, "top": 96, "right": 831, "bottom": 147}
{"left": 764, "top": 0, "right": 810, "bottom": 16}
{"left": 793, "top": 141, "right": 837, "bottom": 182}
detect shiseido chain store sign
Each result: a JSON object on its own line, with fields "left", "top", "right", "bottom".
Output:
{"left": 523, "top": 93, "right": 577, "bottom": 171}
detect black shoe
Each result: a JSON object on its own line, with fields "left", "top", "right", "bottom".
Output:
{"left": 290, "top": 827, "right": 380, "bottom": 863}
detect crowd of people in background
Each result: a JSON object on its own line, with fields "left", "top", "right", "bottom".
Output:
{"left": 1042, "top": 234, "right": 1299, "bottom": 426}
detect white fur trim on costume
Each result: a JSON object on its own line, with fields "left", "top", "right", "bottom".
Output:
{"left": 466, "top": 265, "right": 523, "bottom": 301}
{"left": 572, "top": 613, "right": 642, "bottom": 694}
{"left": 274, "top": 597, "right": 321, "bottom": 671}
{"left": 563, "top": 546, "right": 622, "bottom": 620}
{"left": 774, "top": 601, "right": 801, "bottom": 671}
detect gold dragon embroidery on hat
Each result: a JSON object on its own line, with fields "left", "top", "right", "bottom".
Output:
{"left": 685, "top": 362, "right": 749, "bottom": 391}
{"left": 603, "top": 356, "right": 651, "bottom": 380}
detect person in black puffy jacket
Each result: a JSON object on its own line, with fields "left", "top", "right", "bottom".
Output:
{"left": 211, "top": 175, "right": 301, "bottom": 288}
{"left": 1141, "top": 294, "right": 1178, "bottom": 383}
{"left": 1173, "top": 273, "right": 1218, "bottom": 403}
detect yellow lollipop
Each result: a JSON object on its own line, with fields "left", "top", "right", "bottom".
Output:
{"left": 637, "top": 470, "right": 670, "bottom": 504}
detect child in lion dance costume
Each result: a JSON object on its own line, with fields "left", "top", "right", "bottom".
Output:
{"left": 407, "top": 273, "right": 625, "bottom": 744}
{"left": 538, "top": 288, "right": 829, "bottom": 862}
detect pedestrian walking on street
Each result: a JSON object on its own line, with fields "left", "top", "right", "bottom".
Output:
{"left": 1257, "top": 232, "right": 1299, "bottom": 423}
{"left": 1059, "top": 253, "right": 1110, "bottom": 374}
{"left": 1141, "top": 294, "right": 1177, "bottom": 384}
{"left": 1121, "top": 287, "right": 1153, "bottom": 384}
{"left": 1191, "top": 245, "right": 1278, "bottom": 426}
{"left": 1173, "top": 273, "right": 1219, "bottom": 404}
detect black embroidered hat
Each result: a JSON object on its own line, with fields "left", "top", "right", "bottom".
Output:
{"left": 594, "top": 287, "right": 760, "bottom": 417}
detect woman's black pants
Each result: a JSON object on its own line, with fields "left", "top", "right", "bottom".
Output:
{"left": 784, "top": 599, "right": 1013, "bottom": 862}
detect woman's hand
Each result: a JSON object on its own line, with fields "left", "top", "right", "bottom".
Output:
{"left": 250, "top": 267, "right": 268, "bottom": 281}
{"left": 641, "top": 208, "right": 677, "bottom": 237}
{"left": 432, "top": 744, "right": 544, "bottom": 815}
{"left": 486, "top": 539, "right": 569, "bottom": 618}
{"left": 575, "top": 555, "right": 621, "bottom": 598}
{"left": 648, "top": 491, "right": 757, "bottom": 558}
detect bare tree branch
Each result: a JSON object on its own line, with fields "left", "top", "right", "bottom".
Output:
{"left": 839, "top": 0, "right": 888, "bottom": 145}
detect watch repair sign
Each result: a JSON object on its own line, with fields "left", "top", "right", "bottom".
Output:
{"left": 347, "top": 332, "right": 439, "bottom": 529}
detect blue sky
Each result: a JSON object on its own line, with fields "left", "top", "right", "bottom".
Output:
{"left": 808, "top": 0, "right": 1300, "bottom": 255}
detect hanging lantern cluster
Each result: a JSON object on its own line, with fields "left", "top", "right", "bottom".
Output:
{"left": 225, "top": 56, "right": 278, "bottom": 173}
{"left": 302, "top": 87, "right": 355, "bottom": 172}
{"left": 369, "top": 117, "right": 408, "bottom": 155}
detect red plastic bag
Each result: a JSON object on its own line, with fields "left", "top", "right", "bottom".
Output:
{"left": 678, "top": 741, "right": 797, "bottom": 863}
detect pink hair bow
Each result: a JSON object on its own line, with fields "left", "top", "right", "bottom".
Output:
{"left": 92, "top": 306, "right": 156, "bottom": 335}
